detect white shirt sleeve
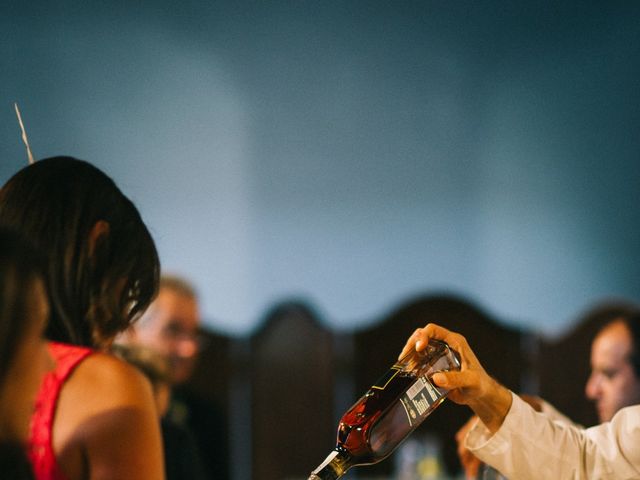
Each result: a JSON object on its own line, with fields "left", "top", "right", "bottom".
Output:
{"left": 464, "top": 392, "right": 640, "bottom": 480}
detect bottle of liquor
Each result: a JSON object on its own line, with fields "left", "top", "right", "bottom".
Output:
{"left": 308, "top": 339, "right": 461, "bottom": 480}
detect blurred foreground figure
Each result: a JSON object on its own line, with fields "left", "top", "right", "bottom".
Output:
{"left": 118, "top": 275, "right": 228, "bottom": 480}
{"left": 0, "top": 228, "right": 53, "bottom": 480}
{"left": 0, "top": 157, "right": 164, "bottom": 480}
{"left": 402, "top": 322, "right": 640, "bottom": 480}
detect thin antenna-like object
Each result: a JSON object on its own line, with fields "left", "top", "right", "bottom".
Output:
{"left": 14, "top": 103, "right": 35, "bottom": 164}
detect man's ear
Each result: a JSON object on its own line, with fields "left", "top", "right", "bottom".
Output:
{"left": 88, "top": 220, "right": 110, "bottom": 257}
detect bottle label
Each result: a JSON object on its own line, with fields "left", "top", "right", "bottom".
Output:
{"left": 398, "top": 376, "right": 445, "bottom": 426}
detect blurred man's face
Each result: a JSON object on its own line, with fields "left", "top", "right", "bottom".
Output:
{"left": 585, "top": 321, "right": 640, "bottom": 422}
{"left": 134, "top": 288, "right": 201, "bottom": 384}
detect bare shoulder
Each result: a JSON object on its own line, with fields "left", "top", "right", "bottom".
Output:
{"left": 54, "top": 352, "right": 165, "bottom": 479}
{"left": 64, "top": 351, "right": 154, "bottom": 408}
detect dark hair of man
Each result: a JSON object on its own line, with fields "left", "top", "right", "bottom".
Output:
{"left": 0, "top": 157, "right": 160, "bottom": 347}
{"left": 0, "top": 227, "right": 44, "bottom": 387}
{"left": 623, "top": 312, "right": 640, "bottom": 379}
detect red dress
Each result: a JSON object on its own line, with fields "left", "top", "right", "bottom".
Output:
{"left": 28, "top": 342, "right": 93, "bottom": 480}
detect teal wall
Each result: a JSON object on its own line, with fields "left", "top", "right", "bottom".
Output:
{"left": 2, "top": 1, "right": 639, "bottom": 335}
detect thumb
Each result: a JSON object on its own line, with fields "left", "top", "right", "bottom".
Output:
{"left": 432, "top": 370, "right": 466, "bottom": 390}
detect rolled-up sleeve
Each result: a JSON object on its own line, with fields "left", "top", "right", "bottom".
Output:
{"left": 464, "top": 392, "right": 640, "bottom": 480}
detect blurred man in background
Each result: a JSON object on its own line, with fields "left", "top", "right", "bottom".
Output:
{"left": 585, "top": 315, "right": 640, "bottom": 422}
{"left": 118, "top": 275, "right": 228, "bottom": 480}
{"left": 127, "top": 276, "right": 201, "bottom": 386}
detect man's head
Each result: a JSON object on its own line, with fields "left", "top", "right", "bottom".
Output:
{"left": 119, "top": 275, "right": 201, "bottom": 385}
{"left": 585, "top": 315, "right": 640, "bottom": 422}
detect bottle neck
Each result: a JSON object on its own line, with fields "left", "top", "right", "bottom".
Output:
{"left": 309, "top": 449, "right": 352, "bottom": 480}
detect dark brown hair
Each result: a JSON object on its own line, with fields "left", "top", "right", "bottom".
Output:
{"left": 0, "top": 157, "right": 160, "bottom": 347}
{"left": 0, "top": 227, "right": 44, "bottom": 386}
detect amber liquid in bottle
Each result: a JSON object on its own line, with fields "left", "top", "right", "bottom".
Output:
{"left": 308, "top": 339, "right": 460, "bottom": 480}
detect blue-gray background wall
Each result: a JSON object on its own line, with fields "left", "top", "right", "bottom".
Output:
{"left": 2, "top": 1, "right": 639, "bottom": 336}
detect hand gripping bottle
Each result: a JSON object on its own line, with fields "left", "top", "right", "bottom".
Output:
{"left": 309, "top": 338, "right": 461, "bottom": 480}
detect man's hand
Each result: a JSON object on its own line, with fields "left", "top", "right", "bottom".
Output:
{"left": 399, "top": 323, "right": 513, "bottom": 433}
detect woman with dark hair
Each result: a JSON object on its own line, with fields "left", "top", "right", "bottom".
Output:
{"left": 0, "top": 227, "right": 53, "bottom": 479}
{"left": 0, "top": 157, "right": 165, "bottom": 480}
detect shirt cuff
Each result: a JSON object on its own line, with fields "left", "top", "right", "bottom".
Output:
{"left": 465, "top": 391, "right": 522, "bottom": 458}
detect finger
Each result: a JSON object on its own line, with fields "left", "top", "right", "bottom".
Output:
{"left": 426, "top": 324, "right": 471, "bottom": 358}
{"left": 421, "top": 323, "right": 455, "bottom": 343}
{"left": 398, "top": 328, "right": 423, "bottom": 359}
{"left": 398, "top": 323, "right": 453, "bottom": 359}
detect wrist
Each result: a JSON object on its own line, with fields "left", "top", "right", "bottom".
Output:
{"left": 469, "top": 379, "right": 512, "bottom": 434}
